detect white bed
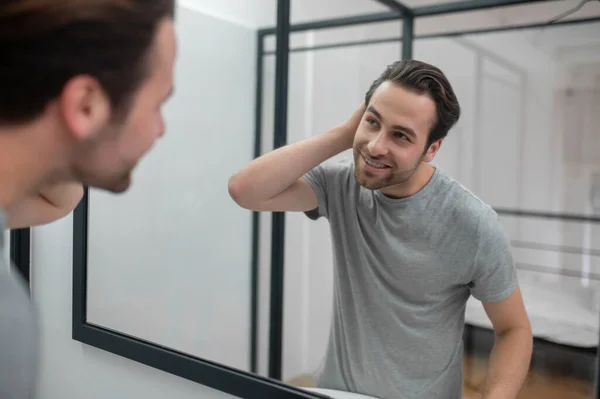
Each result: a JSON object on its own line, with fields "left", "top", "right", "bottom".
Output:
{"left": 465, "top": 270, "right": 600, "bottom": 348}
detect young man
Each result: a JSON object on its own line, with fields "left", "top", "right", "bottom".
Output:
{"left": 229, "top": 60, "right": 533, "bottom": 399}
{"left": 0, "top": 1, "right": 177, "bottom": 397}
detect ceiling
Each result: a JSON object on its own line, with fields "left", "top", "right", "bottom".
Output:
{"left": 178, "top": 0, "right": 600, "bottom": 29}
{"left": 178, "top": 0, "right": 600, "bottom": 76}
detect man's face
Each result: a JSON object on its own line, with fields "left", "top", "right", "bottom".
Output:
{"left": 68, "top": 17, "right": 177, "bottom": 193}
{"left": 352, "top": 81, "right": 441, "bottom": 192}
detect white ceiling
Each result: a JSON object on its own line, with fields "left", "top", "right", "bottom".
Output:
{"left": 178, "top": 0, "right": 600, "bottom": 74}
{"left": 178, "top": 0, "right": 600, "bottom": 29}
{"left": 177, "top": 0, "right": 389, "bottom": 28}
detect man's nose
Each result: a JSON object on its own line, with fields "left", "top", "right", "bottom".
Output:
{"left": 367, "top": 134, "right": 389, "bottom": 157}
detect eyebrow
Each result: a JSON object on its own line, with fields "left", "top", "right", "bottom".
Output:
{"left": 366, "top": 105, "right": 416, "bottom": 139}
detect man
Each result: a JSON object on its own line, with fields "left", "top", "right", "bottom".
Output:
{"left": 0, "top": 1, "right": 177, "bottom": 397}
{"left": 229, "top": 60, "right": 533, "bottom": 399}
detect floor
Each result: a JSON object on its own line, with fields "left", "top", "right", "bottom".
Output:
{"left": 463, "top": 353, "right": 594, "bottom": 399}
{"left": 287, "top": 353, "right": 595, "bottom": 399}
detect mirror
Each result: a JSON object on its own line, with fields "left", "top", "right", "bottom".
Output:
{"left": 84, "top": 0, "right": 271, "bottom": 373}
{"left": 276, "top": 14, "right": 600, "bottom": 399}
{"left": 75, "top": 1, "right": 600, "bottom": 398}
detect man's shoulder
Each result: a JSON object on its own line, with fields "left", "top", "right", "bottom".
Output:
{"left": 321, "top": 157, "right": 355, "bottom": 175}
{"left": 302, "top": 157, "right": 356, "bottom": 220}
{"left": 433, "top": 169, "right": 498, "bottom": 228}
{"left": 305, "top": 157, "right": 355, "bottom": 186}
{"left": 0, "top": 264, "right": 38, "bottom": 399}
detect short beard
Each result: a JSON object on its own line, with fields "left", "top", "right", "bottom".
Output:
{"left": 352, "top": 145, "right": 428, "bottom": 192}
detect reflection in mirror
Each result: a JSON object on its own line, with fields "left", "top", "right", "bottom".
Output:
{"left": 258, "top": 15, "right": 600, "bottom": 399}
{"left": 455, "top": 21, "right": 600, "bottom": 399}
{"left": 85, "top": 2, "right": 264, "bottom": 373}
{"left": 264, "top": 31, "right": 404, "bottom": 385}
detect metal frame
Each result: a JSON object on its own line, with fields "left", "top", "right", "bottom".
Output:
{"left": 262, "top": 16, "right": 600, "bottom": 55}
{"left": 269, "top": 0, "right": 291, "bottom": 381}
{"left": 70, "top": 1, "right": 600, "bottom": 399}
{"left": 10, "top": 228, "right": 30, "bottom": 286}
{"left": 250, "top": 27, "right": 265, "bottom": 378}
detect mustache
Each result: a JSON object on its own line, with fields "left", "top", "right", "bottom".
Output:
{"left": 355, "top": 145, "right": 386, "bottom": 162}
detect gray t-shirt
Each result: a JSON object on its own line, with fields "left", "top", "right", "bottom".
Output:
{"left": 0, "top": 210, "right": 38, "bottom": 398}
{"left": 302, "top": 160, "right": 517, "bottom": 399}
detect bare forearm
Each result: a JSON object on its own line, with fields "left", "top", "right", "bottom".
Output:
{"left": 228, "top": 125, "right": 352, "bottom": 203}
{"left": 482, "top": 327, "right": 532, "bottom": 399}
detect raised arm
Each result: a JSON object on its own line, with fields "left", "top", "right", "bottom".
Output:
{"left": 228, "top": 104, "right": 365, "bottom": 212}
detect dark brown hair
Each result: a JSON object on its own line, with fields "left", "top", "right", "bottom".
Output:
{"left": 0, "top": 0, "right": 175, "bottom": 125}
{"left": 365, "top": 59, "right": 461, "bottom": 147}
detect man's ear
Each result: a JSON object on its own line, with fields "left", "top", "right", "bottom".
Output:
{"left": 423, "top": 139, "right": 443, "bottom": 163}
{"left": 59, "top": 75, "right": 111, "bottom": 141}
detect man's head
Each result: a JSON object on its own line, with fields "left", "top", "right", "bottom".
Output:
{"left": 353, "top": 60, "right": 460, "bottom": 194}
{"left": 0, "top": 0, "right": 177, "bottom": 193}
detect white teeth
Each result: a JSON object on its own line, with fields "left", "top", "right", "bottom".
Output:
{"left": 364, "top": 157, "right": 388, "bottom": 169}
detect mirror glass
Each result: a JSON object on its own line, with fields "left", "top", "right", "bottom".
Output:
{"left": 277, "top": 12, "right": 600, "bottom": 399}
{"left": 265, "top": 20, "right": 405, "bottom": 386}
{"left": 85, "top": 0, "right": 277, "bottom": 372}
{"left": 82, "top": 1, "right": 600, "bottom": 398}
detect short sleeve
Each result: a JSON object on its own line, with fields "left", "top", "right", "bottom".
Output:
{"left": 301, "top": 159, "right": 350, "bottom": 221}
{"left": 468, "top": 208, "right": 518, "bottom": 303}
{"left": 302, "top": 163, "right": 330, "bottom": 220}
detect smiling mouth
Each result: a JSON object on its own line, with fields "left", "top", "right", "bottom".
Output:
{"left": 363, "top": 155, "right": 390, "bottom": 170}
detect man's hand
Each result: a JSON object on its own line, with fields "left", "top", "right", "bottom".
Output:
{"left": 228, "top": 102, "right": 366, "bottom": 213}
{"left": 340, "top": 102, "right": 366, "bottom": 149}
{"left": 6, "top": 182, "right": 84, "bottom": 228}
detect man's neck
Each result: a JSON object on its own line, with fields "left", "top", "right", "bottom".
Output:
{"left": 380, "top": 163, "right": 436, "bottom": 199}
{"left": 0, "top": 124, "right": 58, "bottom": 210}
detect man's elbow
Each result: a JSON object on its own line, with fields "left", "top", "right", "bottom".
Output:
{"left": 228, "top": 175, "right": 254, "bottom": 210}
{"left": 496, "top": 324, "right": 533, "bottom": 348}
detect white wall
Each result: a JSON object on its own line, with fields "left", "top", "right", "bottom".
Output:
{"left": 32, "top": 5, "right": 258, "bottom": 399}
{"left": 260, "top": 19, "right": 600, "bottom": 382}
